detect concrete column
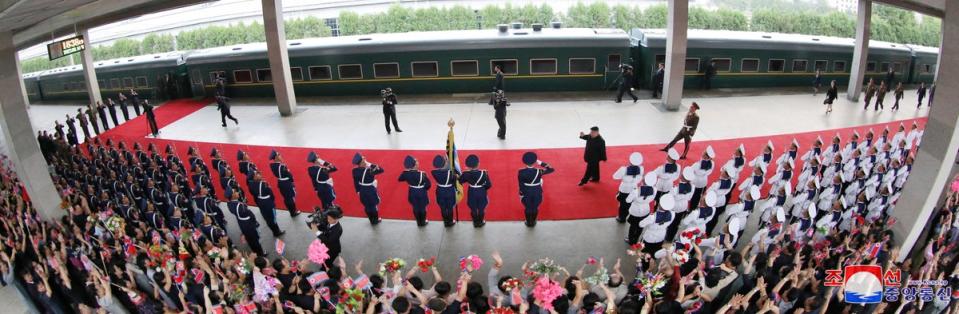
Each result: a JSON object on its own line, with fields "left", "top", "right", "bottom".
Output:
{"left": 934, "top": 20, "right": 943, "bottom": 83}
{"left": 846, "top": 0, "right": 871, "bottom": 101}
{"left": 79, "top": 29, "right": 102, "bottom": 108}
{"left": 659, "top": 0, "right": 688, "bottom": 111}
{"left": 0, "top": 32, "right": 63, "bottom": 220}
{"left": 892, "top": 1, "right": 958, "bottom": 260}
{"left": 261, "top": 0, "right": 297, "bottom": 116}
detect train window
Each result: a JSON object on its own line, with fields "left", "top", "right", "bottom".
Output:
{"left": 373, "top": 63, "right": 401, "bottom": 78}
{"left": 234, "top": 70, "right": 253, "bottom": 83}
{"left": 569, "top": 58, "right": 596, "bottom": 74}
{"left": 684, "top": 58, "right": 699, "bottom": 73}
{"left": 710, "top": 58, "right": 731, "bottom": 72}
{"left": 741, "top": 59, "right": 759, "bottom": 72}
{"left": 834, "top": 61, "right": 847, "bottom": 72}
{"left": 814, "top": 60, "right": 828, "bottom": 71}
{"left": 290, "top": 67, "right": 304, "bottom": 81}
{"left": 256, "top": 69, "right": 273, "bottom": 82}
{"left": 607, "top": 54, "right": 622, "bottom": 71}
{"left": 791, "top": 60, "right": 808, "bottom": 72}
{"left": 866, "top": 62, "right": 876, "bottom": 72}
{"left": 308, "top": 66, "right": 332, "bottom": 80}
{"left": 63, "top": 83, "right": 70, "bottom": 91}
{"left": 892, "top": 62, "right": 902, "bottom": 73}
{"left": 338, "top": 64, "right": 363, "bottom": 80}
{"left": 136, "top": 77, "right": 148, "bottom": 88}
{"left": 411, "top": 61, "right": 439, "bottom": 77}
{"left": 490, "top": 59, "right": 518, "bottom": 75}
{"left": 768, "top": 59, "right": 785, "bottom": 72}
{"left": 530, "top": 59, "right": 557, "bottom": 75}
{"left": 98, "top": 80, "right": 106, "bottom": 89}
{"left": 110, "top": 78, "right": 120, "bottom": 89}
{"left": 209, "top": 71, "right": 226, "bottom": 84}
{"left": 122, "top": 78, "right": 134, "bottom": 89}
{"left": 922, "top": 64, "right": 934, "bottom": 74}
{"left": 451, "top": 60, "right": 479, "bottom": 76}
{"left": 879, "top": 62, "right": 890, "bottom": 72}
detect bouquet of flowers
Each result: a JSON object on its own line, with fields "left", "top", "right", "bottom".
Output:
{"left": 527, "top": 258, "right": 563, "bottom": 277}
{"left": 671, "top": 249, "right": 690, "bottom": 264}
{"left": 678, "top": 227, "right": 704, "bottom": 246}
{"left": 225, "top": 282, "right": 248, "bottom": 304}
{"left": 379, "top": 258, "right": 406, "bottom": 275}
{"left": 501, "top": 278, "right": 523, "bottom": 292}
{"left": 491, "top": 308, "right": 516, "bottom": 314}
{"left": 104, "top": 215, "right": 125, "bottom": 234}
{"left": 626, "top": 243, "right": 644, "bottom": 256}
{"left": 532, "top": 276, "right": 565, "bottom": 310}
{"left": 584, "top": 267, "right": 610, "bottom": 286}
{"left": 586, "top": 256, "right": 598, "bottom": 265}
{"left": 459, "top": 255, "right": 483, "bottom": 273}
{"left": 207, "top": 248, "right": 221, "bottom": 260}
{"left": 235, "top": 258, "right": 253, "bottom": 275}
{"left": 633, "top": 272, "right": 667, "bottom": 298}
{"left": 417, "top": 256, "right": 436, "bottom": 272}
{"left": 307, "top": 239, "right": 330, "bottom": 265}
{"left": 335, "top": 287, "right": 365, "bottom": 314}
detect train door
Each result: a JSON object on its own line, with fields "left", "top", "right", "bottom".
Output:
{"left": 906, "top": 55, "right": 918, "bottom": 84}
{"left": 604, "top": 54, "right": 623, "bottom": 90}
{"left": 190, "top": 70, "right": 206, "bottom": 98}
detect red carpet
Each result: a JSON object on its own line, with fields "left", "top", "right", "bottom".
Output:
{"left": 95, "top": 99, "right": 927, "bottom": 221}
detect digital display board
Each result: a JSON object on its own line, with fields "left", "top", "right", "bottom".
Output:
{"left": 47, "top": 35, "right": 85, "bottom": 61}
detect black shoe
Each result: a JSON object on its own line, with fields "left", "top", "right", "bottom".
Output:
{"left": 578, "top": 181, "right": 587, "bottom": 186}
{"left": 614, "top": 100, "right": 622, "bottom": 103}
{"left": 659, "top": 148, "right": 668, "bottom": 152}
{"left": 633, "top": 99, "right": 638, "bottom": 103}
{"left": 476, "top": 221, "right": 486, "bottom": 228}
{"left": 221, "top": 123, "right": 227, "bottom": 127}
{"left": 680, "top": 155, "right": 687, "bottom": 160}
{"left": 387, "top": 131, "right": 391, "bottom": 134}
{"left": 372, "top": 219, "right": 382, "bottom": 225}
{"left": 290, "top": 211, "right": 300, "bottom": 217}
{"left": 616, "top": 218, "right": 626, "bottom": 223}
{"left": 274, "top": 231, "right": 286, "bottom": 237}
{"left": 234, "top": 120, "right": 239, "bottom": 125}
{"left": 396, "top": 129, "right": 403, "bottom": 132}
{"left": 590, "top": 179, "right": 599, "bottom": 183}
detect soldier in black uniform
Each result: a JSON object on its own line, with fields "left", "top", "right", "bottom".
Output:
{"left": 660, "top": 102, "right": 701, "bottom": 160}
{"left": 227, "top": 189, "right": 263, "bottom": 256}
{"left": 64, "top": 114, "right": 78, "bottom": 146}
{"left": 307, "top": 151, "right": 337, "bottom": 210}
{"left": 381, "top": 88, "right": 402, "bottom": 134}
{"left": 616, "top": 65, "right": 638, "bottom": 103}
{"left": 216, "top": 96, "right": 239, "bottom": 127}
{"left": 96, "top": 101, "right": 110, "bottom": 131}
{"left": 269, "top": 150, "right": 299, "bottom": 217}
{"left": 517, "top": 152, "right": 555, "bottom": 227}
{"left": 143, "top": 100, "right": 158, "bottom": 137}
{"left": 118, "top": 93, "right": 130, "bottom": 121}
{"left": 107, "top": 99, "right": 120, "bottom": 127}
{"left": 76, "top": 108, "right": 90, "bottom": 141}
{"left": 193, "top": 186, "right": 225, "bottom": 228}
{"left": 210, "top": 148, "right": 228, "bottom": 177}
{"left": 652, "top": 63, "right": 665, "bottom": 98}
{"left": 493, "top": 65, "right": 505, "bottom": 91}
{"left": 490, "top": 90, "right": 509, "bottom": 139}
{"left": 238, "top": 150, "right": 258, "bottom": 182}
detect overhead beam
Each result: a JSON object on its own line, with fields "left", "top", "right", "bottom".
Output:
{"left": 873, "top": 0, "right": 944, "bottom": 18}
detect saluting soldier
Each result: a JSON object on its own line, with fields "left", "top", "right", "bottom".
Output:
{"left": 227, "top": 189, "right": 264, "bottom": 256}
{"left": 518, "top": 152, "right": 555, "bottom": 227}
{"left": 431, "top": 155, "right": 460, "bottom": 227}
{"left": 96, "top": 101, "right": 110, "bottom": 131}
{"left": 249, "top": 171, "right": 284, "bottom": 236}
{"left": 660, "top": 102, "right": 700, "bottom": 160}
{"left": 269, "top": 150, "right": 300, "bottom": 217}
{"left": 210, "top": 148, "right": 228, "bottom": 177}
{"left": 460, "top": 154, "right": 491, "bottom": 227}
{"left": 352, "top": 153, "right": 384, "bottom": 225}
{"left": 118, "top": 93, "right": 130, "bottom": 121}
{"left": 107, "top": 99, "right": 120, "bottom": 127}
{"left": 237, "top": 150, "right": 258, "bottom": 181}
{"left": 398, "top": 156, "right": 432, "bottom": 226}
{"left": 221, "top": 168, "right": 245, "bottom": 203}
{"left": 307, "top": 152, "right": 337, "bottom": 210}
{"left": 193, "top": 186, "right": 225, "bottom": 229}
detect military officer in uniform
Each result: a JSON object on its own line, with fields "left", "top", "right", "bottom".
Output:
{"left": 249, "top": 171, "right": 284, "bottom": 236}
{"left": 307, "top": 152, "right": 337, "bottom": 210}
{"left": 381, "top": 88, "right": 402, "bottom": 134}
{"left": 490, "top": 90, "right": 510, "bottom": 139}
{"left": 210, "top": 148, "right": 228, "bottom": 177}
{"left": 518, "top": 152, "right": 555, "bottom": 227}
{"left": 76, "top": 108, "right": 91, "bottom": 141}
{"left": 193, "top": 186, "right": 225, "bottom": 229}
{"left": 269, "top": 150, "right": 300, "bottom": 217}
{"left": 352, "top": 153, "right": 384, "bottom": 225}
{"left": 460, "top": 154, "right": 491, "bottom": 227}
{"left": 660, "top": 102, "right": 700, "bottom": 159}
{"left": 238, "top": 150, "right": 258, "bottom": 181}
{"left": 398, "top": 156, "right": 432, "bottom": 226}
{"left": 221, "top": 168, "right": 245, "bottom": 203}
{"left": 227, "top": 189, "right": 264, "bottom": 256}
{"left": 431, "top": 155, "right": 460, "bottom": 227}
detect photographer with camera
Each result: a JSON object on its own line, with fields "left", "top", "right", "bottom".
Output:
{"left": 616, "top": 64, "right": 638, "bottom": 103}
{"left": 310, "top": 206, "right": 343, "bottom": 268}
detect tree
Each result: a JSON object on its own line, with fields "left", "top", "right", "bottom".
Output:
{"left": 141, "top": 34, "right": 175, "bottom": 54}
{"left": 640, "top": 4, "right": 667, "bottom": 28}
{"left": 286, "top": 16, "right": 332, "bottom": 39}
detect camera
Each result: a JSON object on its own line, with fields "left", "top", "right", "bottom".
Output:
{"left": 307, "top": 204, "right": 343, "bottom": 229}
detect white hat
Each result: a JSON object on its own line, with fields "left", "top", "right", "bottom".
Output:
{"left": 749, "top": 186, "right": 761, "bottom": 200}
{"left": 727, "top": 219, "right": 741, "bottom": 234}
{"left": 668, "top": 148, "right": 680, "bottom": 160}
{"left": 815, "top": 136, "right": 823, "bottom": 144}
{"left": 682, "top": 167, "right": 696, "bottom": 181}
{"left": 853, "top": 130, "right": 860, "bottom": 138}
{"left": 644, "top": 172, "right": 657, "bottom": 186}
{"left": 705, "top": 191, "right": 718, "bottom": 207}
{"left": 807, "top": 203, "right": 817, "bottom": 219}
{"left": 840, "top": 197, "right": 848, "bottom": 208}
{"left": 865, "top": 188, "right": 875, "bottom": 200}
{"left": 738, "top": 144, "right": 746, "bottom": 156}
{"left": 659, "top": 193, "right": 676, "bottom": 211}
{"left": 775, "top": 207, "right": 786, "bottom": 222}
{"left": 787, "top": 159, "right": 795, "bottom": 169}
{"left": 783, "top": 183, "right": 792, "bottom": 196}
{"left": 791, "top": 139, "right": 799, "bottom": 148}
{"left": 629, "top": 152, "right": 643, "bottom": 166}
{"left": 867, "top": 128, "right": 874, "bottom": 136}
{"left": 834, "top": 132, "right": 842, "bottom": 140}
{"left": 767, "top": 140, "right": 775, "bottom": 151}
{"left": 812, "top": 177, "right": 821, "bottom": 190}
{"left": 705, "top": 146, "right": 716, "bottom": 158}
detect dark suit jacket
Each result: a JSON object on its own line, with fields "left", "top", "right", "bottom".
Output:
{"left": 580, "top": 135, "right": 607, "bottom": 163}
{"left": 318, "top": 222, "right": 342, "bottom": 255}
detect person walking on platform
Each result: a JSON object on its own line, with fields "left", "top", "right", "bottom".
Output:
{"left": 431, "top": 155, "right": 459, "bottom": 227}
{"left": 143, "top": 100, "right": 159, "bottom": 137}
{"left": 892, "top": 82, "right": 904, "bottom": 110}
{"left": 812, "top": 69, "right": 823, "bottom": 95}
{"left": 269, "top": 150, "right": 299, "bottom": 217}
{"left": 227, "top": 189, "right": 264, "bottom": 256}
{"left": 862, "top": 78, "right": 876, "bottom": 110}
{"left": 399, "top": 155, "right": 432, "bottom": 227}
{"left": 615, "top": 65, "right": 638, "bottom": 103}
{"left": 578, "top": 126, "right": 607, "bottom": 186}
{"left": 885, "top": 66, "right": 896, "bottom": 87}
{"left": 96, "top": 101, "right": 110, "bottom": 131}
{"left": 824, "top": 80, "right": 838, "bottom": 114}
{"left": 493, "top": 65, "right": 504, "bottom": 91}
{"left": 874, "top": 81, "right": 888, "bottom": 111}
{"left": 612, "top": 152, "right": 644, "bottom": 223}
{"left": 87, "top": 104, "right": 100, "bottom": 135}
{"left": 216, "top": 96, "right": 239, "bottom": 127}
{"left": 107, "top": 99, "right": 119, "bottom": 127}
{"left": 307, "top": 151, "right": 337, "bottom": 210}
{"left": 518, "top": 152, "right": 554, "bottom": 227}
{"left": 130, "top": 89, "right": 142, "bottom": 116}
{"left": 490, "top": 90, "right": 510, "bottom": 139}
{"left": 381, "top": 88, "right": 402, "bottom": 134}
{"left": 929, "top": 83, "right": 936, "bottom": 106}
{"left": 652, "top": 63, "right": 664, "bottom": 98}
{"left": 660, "top": 102, "right": 700, "bottom": 159}
{"left": 460, "top": 154, "right": 491, "bottom": 227}
{"left": 702, "top": 60, "right": 716, "bottom": 90}
{"left": 64, "top": 115, "right": 78, "bottom": 146}
{"left": 76, "top": 108, "right": 90, "bottom": 141}
{"left": 352, "top": 153, "right": 384, "bottom": 225}
{"left": 249, "top": 171, "right": 284, "bottom": 237}
{"left": 118, "top": 93, "right": 130, "bottom": 121}
{"left": 917, "top": 82, "right": 927, "bottom": 108}
{"left": 215, "top": 74, "right": 226, "bottom": 97}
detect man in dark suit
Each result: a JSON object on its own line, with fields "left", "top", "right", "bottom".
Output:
{"left": 616, "top": 66, "right": 638, "bottom": 103}
{"left": 661, "top": 102, "right": 700, "bottom": 160}
{"left": 493, "top": 65, "right": 504, "bottom": 91}
{"left": 312, "top": 208, "right": 343, "bottom": 269}
{"left": 578, "top": 126, "right": 607, "bottom": 186}
{"left": 703, "top": 61, "right": 717, "bottom": 90}
{"left": 652, "top": 63, "right": 665, "bottom": 98}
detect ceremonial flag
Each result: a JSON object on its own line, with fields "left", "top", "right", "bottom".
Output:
{"left": 867, "top": 242, "right": 882, "bottom": 259}
{"left": 275, "top": 239, "right": 285, "bottom": 256}
{"left": 446, "top": 120, "right": 464, "bottom": 203}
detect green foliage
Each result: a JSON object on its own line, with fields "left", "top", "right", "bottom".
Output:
{"left": 141, "top": 33, "right": 175, "bottom": 54}
{"left": 21, "top": 55, "right": 79, "bottom": 74}
{"left": 286, "top": 16, "right": 332, "bottom": 39}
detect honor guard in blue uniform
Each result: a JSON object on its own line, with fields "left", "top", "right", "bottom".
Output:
{"left": 165, "top": 144, "right": 184, "bottom": 171}
{"left": 168, "top": 184, "right": 193, "bottom": 224}
{"left": 144, "top": 202, "right": 164, "bottom": 229}
{"left": 221, "top": 168, "right": 245, "bottom": 202}
{"left": 227, "top": 189, "right": 264, "bottom": 256}
{"left": 517, "top": 152, "right": 555, "bottom": 227}
{"left": 249, "top": 171, "right": 284, "bottom": 236}
{"left": 210, "top": 148, "right": 228, "bottom": 177}
{"left": 187, "top": 146, "right": 209, "bottom": 174}
{"left": 199, "top": 215, "right": 227, "bottom": 244}
{"left": 431, "top": 155, "right": 460, "bottom": 227}
{"left": 351, "top": 153, "right": 384, "bottom": 225}
{"left": 168, "top": 207, "right": 188, "bottom": 230}
{"left": 145, "top": 179, "right": 169, "bottom": 216}
{"left": 459, "top": 155, "right": 491, "bottom": 227}
{"left": 307, "top": 152, "right": 337, "bottom": 210}
{"left": 399, "top": 156, "right": 432, "bottom": 226}
{"left": 269, "top": 150, "right": 300, "bottom": 216}
{"left": 193, "top": 186, "right": 225, "bottom": 228}
{"left": 191, "top": 164, "right": 216, "bottom": 200}
{"left": 237, "top": 150, "right": 257, "bottom": 181}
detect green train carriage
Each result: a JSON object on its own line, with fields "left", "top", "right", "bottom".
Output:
{"left": 33, "top": 52, "right": 187, "bottom": 102}
{"left": 906, "top": 45, "right": 938, "bottom": 85}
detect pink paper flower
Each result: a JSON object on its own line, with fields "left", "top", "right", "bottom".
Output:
{"left": 307, "top": 240, "right": 330, "bottom": 265}
{"left": 532, "top": 277, "right": 565, "bottom": 310}
{"left": 459, "top": 255, "right": 484, "bottom": 272}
